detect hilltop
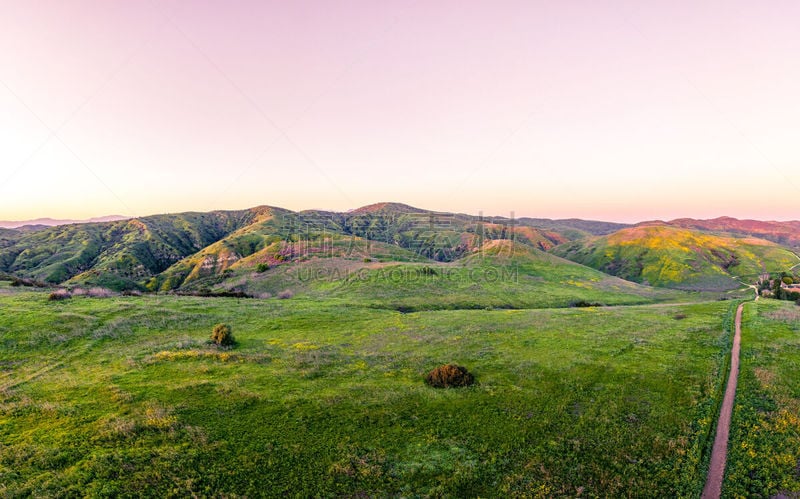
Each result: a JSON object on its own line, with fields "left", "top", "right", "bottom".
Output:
{"left": 642, "top": 217, "right": 800, "bottom": 250}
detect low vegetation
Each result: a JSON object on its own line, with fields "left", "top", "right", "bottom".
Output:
{"left": 725, "top": 301, "right": 800, "bottom": 496}
{"left": 48, "top": 289, "right": 71, "bottom": 301}
{"left": 210, "top": 323, "right": 235, "bottom": 346}
{"left": 0, "top": 285, "right": 735, "bottom": 496}
{"left": 424, "top": 364, "right": 475, "bottom": 388}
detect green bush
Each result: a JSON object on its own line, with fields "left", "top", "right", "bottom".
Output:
{"left": 421, "top": 266, "right": 438, "bottom": 276}
{"left": 211, "top": 323, "right": 235, "bottom": 346}
{"left": 569, "top": 300, "right": 603, "bottom": 308}
{"left": 425, "top": 364, "right": 475, "bottom": 388}
{"left": 256, "top": 263, "right": 270, "bottom": 273}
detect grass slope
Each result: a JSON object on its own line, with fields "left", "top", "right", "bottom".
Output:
{"left": 0, "top": 203, "right": 572, "bottom": 291}
{"left": 554, "top": 225, "right": 799, "bottom": 291}
{"left": 190, "top": 239, "right": 709, "bottom": 310}
{"left": 660, "top": 217, "right": 800, "bottom": 250}
{"left": 724, "top": 301, "right": 800, "bottom": 496}
{"left": 309, "top": 240, "right": 697, "bottom": 311}
{"left": 0, "top": 285, "right": 734, "bottom": 496}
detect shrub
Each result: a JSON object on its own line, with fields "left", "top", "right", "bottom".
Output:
{"left": 569, "top": 300, "right": 603, "bottom": 308}
{"left": 256, "top": 263, "right": 270, "bottom": 273}
{"left": 10, "top": 276, "right": 46, "bottom": 288}
{"left": 674, "top": 313, "right": 688, "bottom": 320}
{"left": 785, "top": 291, "right": 800, "bottom": 302}
{"left": 87, "top": 287, "right": 114, "bottom": 298}
{"left": 421, "top": 266, "right": 438, "bottom": 276}
{"left": 121, "top": 289, "right": 142, "bottom": 296}
{"left": 48, "top": 289, "right": 71, "bottom": 301}
{"left": 277, "top": 290, "right": 294, "bottom": 299}
{"left": 363, "top": 257, "right": 372, "bottom": 263}
{"left": 425, "top": 364, "right": 475, "bottom": 388}
{"left": 210, "top": 323, "right": 235, "bottom": 346}
{"left": 178, "top": 290, "right": 251, "bottom": 298}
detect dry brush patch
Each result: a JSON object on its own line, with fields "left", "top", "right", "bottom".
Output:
{"left": 424, "top": 364, "right": 475, "bottom": 388}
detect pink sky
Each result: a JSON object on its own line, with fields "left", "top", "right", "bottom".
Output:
{"left": 1, "top": 1, "right": 799, "bottom": 223}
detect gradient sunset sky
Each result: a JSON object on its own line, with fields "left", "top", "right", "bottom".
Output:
{"left": 1, "top": 1, "right": 798, "bottom": 223}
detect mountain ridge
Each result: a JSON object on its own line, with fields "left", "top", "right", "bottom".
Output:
{"left": 1, "top": 203, "right": 797, "bottom": 293}
{"left": 0, "top": 215, "right": 130, "bottom": 229}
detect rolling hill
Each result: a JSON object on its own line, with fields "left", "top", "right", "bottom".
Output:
{"left": 0, "top": 208, "right": 272, "bottom": 289}
{"left": 553, "top": 225, "right": 799, "bottom": 291}
{"left": 1, "top": 204, "right": 797, "bottom": 295}
{"left": 173, "top": 237, "right": 694, "bottom": 310}
{"left": 647, "top": 217, "right": 800, "bottom": 250}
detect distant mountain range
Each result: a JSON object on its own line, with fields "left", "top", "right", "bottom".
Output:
{"left": 0, "top": 215, "right": 129, "bottom": 229}
{"left": 0, "top": 203, "right": 797, "bottom": 293}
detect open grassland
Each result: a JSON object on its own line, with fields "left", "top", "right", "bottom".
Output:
{"left": 725, "top": 301, "right": 800, "bottom": 497}
{"left": 0, "top": 284, "right": 737, "bottom": 496}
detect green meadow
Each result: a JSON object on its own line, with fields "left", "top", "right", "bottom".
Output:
{"left": 725, "top": 300, "right": 800, "bottom": 497}
{"left": 0, "top": 282, "right": 739, "bottom": 496}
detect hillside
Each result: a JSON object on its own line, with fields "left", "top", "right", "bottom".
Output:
{"left": 0, "top": 209, "right": 272, "bottom": 289}
{"left": 0, "top": 228, "right": 22, "bottom": 248}
{"left": 183, "top": 238, "right": 700, "bottom": 311}
{"left": 149, "top": 209, "right": 431, "bottom": 292}
{"left": 647, "top": 217, "right": 800, "bottom": 250}
{"left": 2, "top": 203, "right": 797, "bottom": 295}
{"left": 0, "top": 204, "right": 594, "bottom": 291}
{"left": 518, "top": 217, "right": 631, "bottom": 237}
{"left": 554, "top": 225, "right": 799, "bottom": 291}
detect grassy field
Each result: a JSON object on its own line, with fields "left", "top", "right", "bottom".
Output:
{"left": 725, "top": 300, "right": 800, "bottom": 497}
{"left": 0, "top": 283, "right": 738, "bottom": 496}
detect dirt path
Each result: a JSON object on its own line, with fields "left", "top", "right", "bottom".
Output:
{"left": 702, "top": 302, "right": 745, "bottom": 498}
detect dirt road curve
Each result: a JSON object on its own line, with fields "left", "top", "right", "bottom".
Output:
{"left": 702, "top": 303, "right": 744, "bottom": 499}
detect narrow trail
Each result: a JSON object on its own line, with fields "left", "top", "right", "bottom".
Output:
{"left": 702, "top": 302, "right": 745, "bottom": 499}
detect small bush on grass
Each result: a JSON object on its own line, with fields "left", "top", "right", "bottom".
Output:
{"left": 569, "top": 300, "right": 603, "bottom": 308}
{"left": 48, "top": 289, "right": 71, "bottom": 301}
{"left": 277, "top": 290, "right": 294, "bottom": 299}
{"left": 421, "top": 266, "right": 438, "bottom": 276}
{"left": 210, "top": 323, "right": 235, "bottom": 347}
{"left": 11, "top": 276, "right": 47, "bottom": 288}
{"left": 87, "top": 287, "right": 114, "bottom": 298}
{"left": 425, "top": 364, "right": 475, "bottom": 388}
{"left": 256, "top": 263, "right": 270, "bottom": 273}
